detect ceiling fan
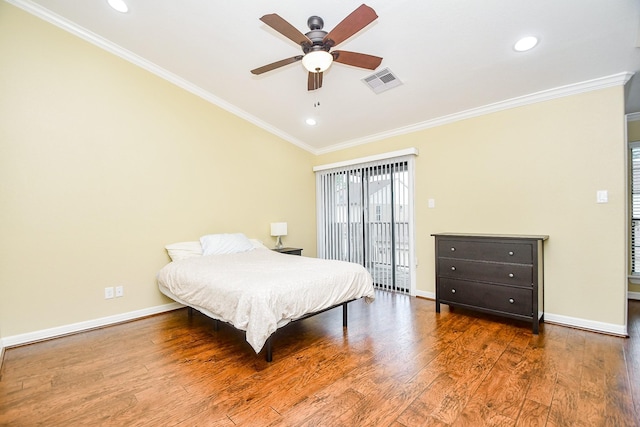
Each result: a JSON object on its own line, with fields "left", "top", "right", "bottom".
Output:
{"left": 250, "top": 4, "right": 383, "bottom": 91}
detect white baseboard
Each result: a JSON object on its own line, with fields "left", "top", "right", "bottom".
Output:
{"left": 539, "top": 312, "right": 627, "bottom": 336}
{"left": 413, "top": 291, "right": 628, "bottom": 336}
{"left": 2, "top": 293, "right": 633, "bottom": 354}
{"left": 0, "top": 302, "right": 184, "bottom": 349}
{"left": 415, "top": 289, "right": 435, "bottom": 300}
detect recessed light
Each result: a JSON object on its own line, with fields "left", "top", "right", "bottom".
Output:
{"left": 514, "top": 36, "right": 538, "bottom": 52}
{"left": 107, "top": 0, "right": 128, "bottom": 13}
{"left": 306, "top": 118, "right": 317, "bottom": 126}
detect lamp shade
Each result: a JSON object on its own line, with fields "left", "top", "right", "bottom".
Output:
{"left": 302, "top": 51, "right": 333, "bottom": 73}
{"left": 270, "top": 222, "right": 287, "bottom": 236}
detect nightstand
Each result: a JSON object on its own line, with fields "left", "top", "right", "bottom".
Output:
{"left": 273, "top": 247, "right": 303, "bottom": 256}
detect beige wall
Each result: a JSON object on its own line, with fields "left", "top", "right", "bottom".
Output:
{"left": 0, "top": 3, "right": 316, "bottom": 338}
{"left": 0, "top": 1, "right": 630, "bottom": 341}
{"left": 316, "top": 88, "right": 628, "bottom": 327}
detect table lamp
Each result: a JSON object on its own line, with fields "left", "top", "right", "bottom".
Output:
{"left": 270, "top": 222, "right": 287, "bottom": 249}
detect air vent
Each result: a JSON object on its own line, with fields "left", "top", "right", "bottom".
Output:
{"left": 362, "top": 68, "right": 402, "bottom": 94}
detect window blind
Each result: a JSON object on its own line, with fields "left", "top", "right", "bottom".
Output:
{"left": 315, "top": 155, "right": 414, "bottom": 294}
{"left": 631, "top": 143, "right": 640, "bottom": 274}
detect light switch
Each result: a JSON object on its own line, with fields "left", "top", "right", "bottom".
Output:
{"left": 428, "top": 198, "right": 435, "bottom": 208}
{"left": 596, "top": 190, "right": 608, "bottom": 203}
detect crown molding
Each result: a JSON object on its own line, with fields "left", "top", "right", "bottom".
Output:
{"left": 318, "top": 72, "right": 634, "bottom": 154}
{"left": 5, "top": 0, "right": 316, "bottom": 154}
{"left": 7, "top": 0, "right": 633, "bottom": 156}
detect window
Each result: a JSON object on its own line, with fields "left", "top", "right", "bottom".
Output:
{"left": 314, "top": 153, "right": 415, "bottom": 294}
{"left": 631, "top": 142, "right": 640, "bottom": 275}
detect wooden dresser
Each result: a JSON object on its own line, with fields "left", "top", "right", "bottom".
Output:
{"left": 432, "top": 233, "right": 548, "bottom": 333}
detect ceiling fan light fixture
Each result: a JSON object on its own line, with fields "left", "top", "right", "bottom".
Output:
{"left": 107, "top": 0, "right": 129, "bottom": 13}
{"left": 514, "top": 36, "right": 538, "bottom": 52}
{"left": 302, "top": 51, "right": 333, "bottom": 73}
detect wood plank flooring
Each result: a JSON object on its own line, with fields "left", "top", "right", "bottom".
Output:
{"left": 1, "top": 292, "right": 639, "bottom": 426}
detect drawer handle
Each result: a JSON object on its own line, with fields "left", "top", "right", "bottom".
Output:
{"left": 451, "top": 289, "right": 456, "bottom": 294}
{"left": 450, "top": 247, "right": 456, "bottom": 252}
{"left": 508, "top": 251, "right": 514, "bottom": 256}
{"left": 508, "top": 273, "right": 514, "bottom": 278}
{"left": 509, "top": 298, "right": 515, "bottom": 304}
{"left": 451, "top": 266, "right": 456, "bottom": 271}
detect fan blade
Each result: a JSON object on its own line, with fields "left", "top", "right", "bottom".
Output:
{"left": 260, "top": 14, "right": 312, "bottom": 47}
{"left": 332, "top": 51, "right": 382, "bottom": 70}
{"left": 308, "top": 71, "right": 323, "bottom": 91}
{"left": 323, "top": 4, "right": 378, "bottom": 47}
{"left": 251, "top": 55, "right": 303, "bottom": 75}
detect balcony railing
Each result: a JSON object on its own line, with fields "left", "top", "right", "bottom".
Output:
{"left": 325, "top": 221, "right": 410, "bottom": 292}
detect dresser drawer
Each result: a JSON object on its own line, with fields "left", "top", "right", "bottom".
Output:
{"left": 437, "top": 239, "right": 533, "bottom": 264}
{"left": 438, "top": 278, "right": 533, "bottom": 317}
{"left": 433, "top": 233, "right": 547, "bottom": 333}
{"left": 437, "top": 258, "right": 533, "bottom": 287}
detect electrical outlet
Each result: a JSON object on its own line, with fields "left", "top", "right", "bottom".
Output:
{"left": 104, "top": 287, "right": 114, "bottom": 299}
{"left": 115, "top": 286, "right": 124, "bottom": 297}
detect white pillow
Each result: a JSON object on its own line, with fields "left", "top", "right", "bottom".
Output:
{"left": 165, "top": 241, "right": 203, "bottom": 261}
{"left": 249, "top": 239, "right": 269, "bottom": 250}
{"left": 200, "top": 233, "right": 254, "bottom": 256}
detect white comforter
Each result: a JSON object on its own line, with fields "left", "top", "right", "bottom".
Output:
{"left": 157, "top": 248, "right": 375, "bottom": 353}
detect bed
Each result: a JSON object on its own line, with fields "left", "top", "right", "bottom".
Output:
{"left": 157, "top": 233, "right": 375, "bottom": 361}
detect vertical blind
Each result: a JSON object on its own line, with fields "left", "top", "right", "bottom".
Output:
{"left": 315, "top": 155, "right": 413, "bottom": 293}
{"left": 631, "top": 143, "right": 640, "bottom": 274}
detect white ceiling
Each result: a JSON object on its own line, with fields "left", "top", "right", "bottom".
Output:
{"left": 10, "top": 0, "right": 640, "bottom": 153}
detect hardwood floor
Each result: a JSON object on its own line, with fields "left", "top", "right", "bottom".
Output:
{"left": 1, "top": 292, "right": 639, "bottom": 426}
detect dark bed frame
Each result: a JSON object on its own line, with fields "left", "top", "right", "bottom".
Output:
{"left": 187, "top": 299, "right": 355, "bottom": 362}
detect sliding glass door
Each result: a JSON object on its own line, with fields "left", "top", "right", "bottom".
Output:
{"left": 315, "top": 155, "right": 414, "bottom": 294}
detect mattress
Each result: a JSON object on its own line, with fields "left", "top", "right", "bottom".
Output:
{"left": 157, "top": 248, "right": 375, "bottom": 353}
